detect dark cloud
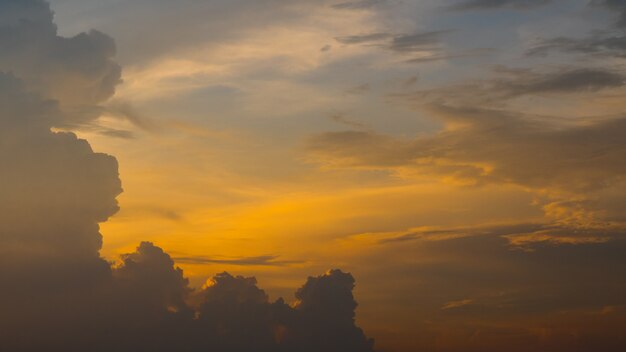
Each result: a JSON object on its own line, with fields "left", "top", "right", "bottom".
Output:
{"left": 0, "top": 0, "right": 121, "bottom": 127}
{"left": 336, "top": 29, "right": 458, "bottom": 63}
{"left": 592, "top": 0, "right": 626, "bottom": 27}
{"left": 335, "top": 30, "right": 451, "bottom": 51}
{"left": 528, "top": 33, "right": 626, "bottom": 58}
{"left": 335, "top": 32, "right": 392, "bottom": 45}
{"left": 527, "top": 1, "right": 626, "bottom": 58}
{"left": 332, "top": 0, "right": 388, "bottom": 10}
{"left": 496, "top": 68, "right": 626, "bottom": 95}
{"left": 376, "top": 233, "right": 626, "bottom": 351}
{"left": 448, "top": 0, "right": 552, "bottom": 11}
{"left": 410, "top": 67, "right": 626, "bottom": 104}
{"left": 174, "top": 255, "right": 304, "bottom": 266}
{"left": 390, "top": 30, "right": 452, "bottom": 52}
{"left": 104, "top": 99, "right": 158, "bottom": 131}
{"left": 0, "top": 1, "right": 375, "bottom": 351}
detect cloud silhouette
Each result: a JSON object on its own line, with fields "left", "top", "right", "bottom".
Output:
{"left": 0, "top": 1, "right": 375, "bottom": 351}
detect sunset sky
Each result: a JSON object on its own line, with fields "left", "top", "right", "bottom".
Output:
{"left": 2, "top": 0, "right": 626, "bottom": 351}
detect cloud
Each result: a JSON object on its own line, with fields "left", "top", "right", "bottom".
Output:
{"left": 447, "top": 0, "right": 552, "bottom": 11}
{"left": 527, "top": 1, "right": 626, "bottom": 58}
{"left": 389, "top": 30, "right": 453, "bottom": 53}
{"left": 0, "top": 0, "right": 121, "bottom": 127}
{"left": 441, "top": 299, "right": 474, "bottom": 310}
{"left": 306, "top": 102, "right": 626, "bottom": 233}
{"left": 592, "top": 0, "right": 626, "bottom": 27}
{"left": 330, "top": 113, "right": 370, "bottom": 129}
{"left": 335, "top": 29, "right": 458, "bottom": 62}
{"left": 332, "top": 0, "right": 389, "bottom": 10}
{"left": 335, "top": 32, "right": 393, "bottom": 45}
{"left": 173, "top": 255, "right": 303, "bottom": 266}
{"left": 495, "top": 68, "right": 626, "bottom": 95}
{"left": 407, "top": 67, "right": 626, "bottom": 105}
{"left": 380, "top": 233, "right": 626, "bottom": 351}
{"left": 0, "top": 1, "right": 376, "bottom": 351}
{"left": 528, "top": 33, "right": 626, "bottom": 58}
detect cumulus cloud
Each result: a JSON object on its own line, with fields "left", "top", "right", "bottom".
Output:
{"left": 0, "top": 1, "right": 375, "bottom": 351}
{"left": 0, "top": 0, "right": 121, "bottom": 127}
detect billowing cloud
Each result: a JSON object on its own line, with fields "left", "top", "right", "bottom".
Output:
{"left": 0, "top": 0, "right": 121, "bottom": 127}
{"left": 0, "top": 1, "right": 375, "bottom": 351}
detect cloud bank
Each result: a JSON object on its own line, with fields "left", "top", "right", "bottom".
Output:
{"left": 0, "top": 1, "right": 375, "bottom": 351}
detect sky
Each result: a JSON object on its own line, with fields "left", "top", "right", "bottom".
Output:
{"left": 2, "top": 0, "right": 626, "bottom": 351}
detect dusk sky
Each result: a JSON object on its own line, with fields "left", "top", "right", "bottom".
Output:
{"left": 2, "top": 0, "right": 626, "bottom": 351}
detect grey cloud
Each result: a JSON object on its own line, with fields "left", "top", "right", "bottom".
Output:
{"left": 335, "top": 32, "right": 392, "bottom": 45}
{"left": 351, "top": 222, "right": 626, "bottom": 351}
{"left": 448, "top": 0, "right": 552, "bottom": 11}
{"left": 405, "top": 47, "right": 495, "bottom": 63}
{"left": 528, "top": 33, "right": 626, "bottom": 58}
{"left": 330, "top": 113, "right": 370, "bottom": 130}
{"left": 98, "top": 127, "right": 136, "bottom": 139}
{"left": 332, "top": 0, "right": 388, "bottom": 10}
{"left": 527, "top": 1, "right": 626, "bottom": 59}
{"left": 400, "top": 234, "right": 626, "bottom": 351}
{"left": 335, "top": 29, "right": 463, "bottom": 63}
{"left": 496, "top": 68, "right": 626, "bottom": 95}
{"left": 104, "top": 99, "right": 157, "bottom": 132}
{"left": 390, "top": 30, "right": 452, "bottom": 53}
{"left": 412, "top": 68, "right": 626, "bottom": 105}
{"left": 335, "top": 30, "right": 453, "bottom": 57}
{"left": 592, "top": 0, "right": 626, "bottom": 27}
{"left": 0, "top": 0, "right": 121, "bottom": 127}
